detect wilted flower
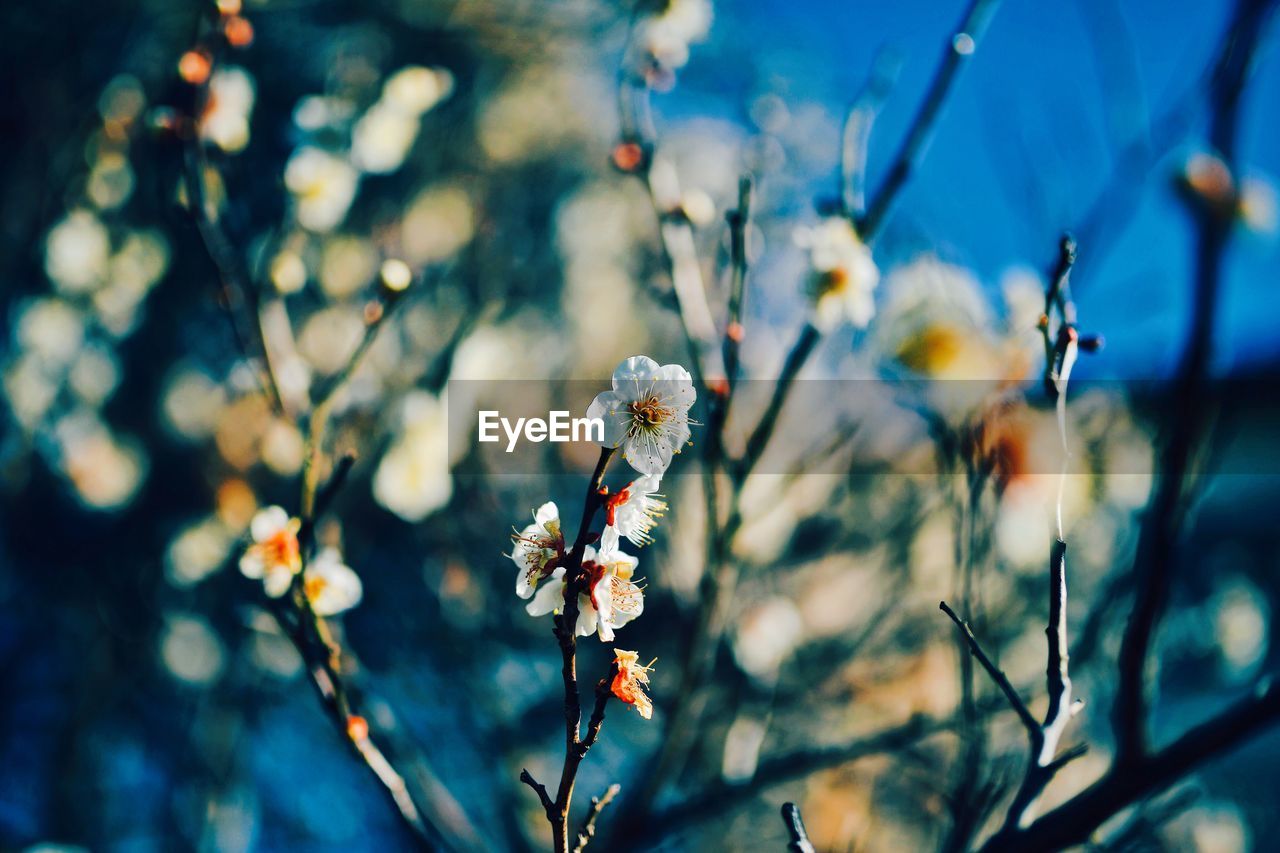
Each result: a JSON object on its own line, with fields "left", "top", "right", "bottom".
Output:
{"left": 610, "top": 648, "right": 655, "bottom": 720}
{"left": 303, "top": 547, "right": 363, "bottom": 616}
{"left": 587, "top": 356, "right": 696, "bottom": 476}
{"left": 795, "top": 217, "right": 879, "bottom": 331}
{"left": 239, "top": 505, "right": 301, "bottom": 597}
{"left": 512, "top": 502, "right": 565, "bottom": 598}
{"left": 525, "top": 529, "right": 644, "bottom": 641}
{"left": 605, "top": 474, "right": 667, "bottom": 547}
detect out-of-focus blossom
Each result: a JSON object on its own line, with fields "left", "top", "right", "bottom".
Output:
{"left": 1181, "top": 150, "right": 1235, "bottom": 210}
{"left": 511, "top": 501, "right": 564, "bottom": 598}
{"left": 320, "top": 236, "right": 378, "bottom": 298}
{"left": 632, "top": 0, "right": 712, "bottom": 74}
{"left": 260, "top": 419, "right": 305, "bottom": 475}
{"left": 292, "top": 95, "right": 355, "bottom": 131}
{"left": 478, "top": 68, "right": 606, "bottom": 164}
{"left": 68, "top": 345, "right": 120, "bottom": 407}
{"left": 526, "top": 529, "right": 644, "bottom": 641}
{"left": 373, "top": 391, "right": 453, "bottom": 522}
{"left": 3, "top": 354, "right": 59, "bottom": 430}
{"left": 732, "top": 596, "right": 804, "bottom": 683}
{"left": 284, "top": 147, "right": 359, "bottom": 232}
{"left": 239, "top": 505, "right": 301, "bottom": 597}
{"left": 54, "top": 410, "right": 145, "bottom": 510}
{"left": 383, "top": 65, "right": 454, "bottom": 115}
{"left": 269, "top": 250, "right": 308, "bottom": 295}
{"left": 1239, "top": 176, "right": 1277, "bottom": 234}
{"left": 297, "top": 305, "right": 364, "bottom": 375}
{"left": 303, "top": 548, "right": 363, "bottom": 616}
{"left": 166, "top": 515, "right": 235, "bottom": 587}
{"left": 587, "top": 355, "right": 696, "bottom": 476}
{"left": 87, "top": 151, "right": 135, "bottom": 210}
{"left": 201, "top": 67, "right": 255, "bottom": 153}
{"left": 1213, "top": 577, "right": 1268, "bottom": 675}
{"left": 45, "top": 210, "right": 110, "bottom": 293}
{"left": 605, "top": 474, "right": 666, "bottom": 547}
{"left": 352, "top": 103, "right": 421, "bottom": 174}
{"left": 160, "top": 614, "right": 226, "bottom": 685}
{"left": 401, "top": 185, "right": 475, "bottom": 264}
{"left": 16, "top": 297, "right": 85, "bottom": 366}
{"left": 795, "top": 217, "right": 879, "bottom": 331}
{"left": 610, "top": 649, "right": 655, "bottom": 720}
{"left": 162, "top": 366, "right": 227, "bottom": 441}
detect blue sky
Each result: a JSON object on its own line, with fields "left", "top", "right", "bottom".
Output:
{"left": 671, "top": 0, "right": 1280, "bottom": 377}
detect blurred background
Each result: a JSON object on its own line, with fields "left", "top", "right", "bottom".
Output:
{"left": 1, "top": 0, "right": 1278, "bottom": 850}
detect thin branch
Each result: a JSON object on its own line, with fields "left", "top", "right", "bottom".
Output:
{"left": 1112, "top": 0, "right": 1277, "bottom": 768}
{"left": 781, "top": 803, "right": 817, "bottom": 853}
{"left": 572, "top": 784, "right": 621, "bottom": 853}
{"left": 521, "top": 768, "right": 556, "bottom": 819}
{"left": 940, "top": 601, "right": 1039, "bottom": 734}
{"left": 859, "top": 0, "right": 1004, "bottom": 238}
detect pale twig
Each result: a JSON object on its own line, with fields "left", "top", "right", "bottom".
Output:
{"left": 572, "top": 784, "right": 621, "bottom": 853}
{"left": 841, "top": 48, "right": 902, "bottom": 219}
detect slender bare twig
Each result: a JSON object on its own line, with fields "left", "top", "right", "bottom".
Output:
{"left": 858, "top": 0, "right": 1004, "bottom": 239}
{"left": 781, "top": 802, "right": 817, "bottom": 853}
{"left": 940, "top": 602, "right": 1039, "bottom": 733}
{"left": 572, "top": 784, "right": 621, "bottom": 853}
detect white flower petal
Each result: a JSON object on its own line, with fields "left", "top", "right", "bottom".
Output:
{"left": 250, "top": 505, "right": 290, "bottom": 542}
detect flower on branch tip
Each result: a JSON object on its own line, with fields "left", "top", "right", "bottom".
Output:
{"left": 795, "top": 217, "right": 879, "bottom": 331}
{"left": 587, "top": 356, "right": 695, "bottom": 477}
{"left": 511, "top": 501, "right": 565, "bottom": 599}
{"left": 239, "top": 505, "right": 301, "bottom": 597}
{"left": 525, "top": 528, "right": 644, "bottom": 642}
{"left": 304, "top": 547, "right": 363, "bottom": 616}
{"left": 605, "top": 474, "right": 667, "bottom": 547}
{"left": 610, "top": 648, "right": 655, "bottom": 720}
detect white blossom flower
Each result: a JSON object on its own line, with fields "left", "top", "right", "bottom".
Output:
{"left": 284, "top": 147, "right": 359, "bottom": 232}
{"left": 511, "top": 502, "right": 565, "bottom": 599}
{"left": 605, "top": 474, "right": 667, "bottom": 547}
{"left": 587, "top": 356, "right": 696, "bottom": 476}
{"left": 239, "top": 505, "right": 301, "bottom": 597}
{"left": 201, "top": 67, "right": 255, "bottom": 154}
{"left": 303, "top": 548, "right": 363, "bottom": 616}
{"left": 795, "top": 217, "right": 879, "bottom": 331}
{"left": 525, "top": 528, "right": 643, "bottom": 642}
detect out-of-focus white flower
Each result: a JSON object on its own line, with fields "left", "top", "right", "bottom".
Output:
{"left": 284, "top": 147, "right": 359, "bottom": 232}
{"left": 45, "top": 210, "right": 110, "bottom": 293}
{"left": 166, "top": 515, "right": 234, "bottom": 587}
{"left": 201, "top": 67, "right": 255, "bottom": 153}
{"left": 587, "top": 355, "right": 696, "bottom": 476}
{"left": 610, "top": 649, "right": 655, "bottom": 720}
{"left": 352, "top": 103, "right": 420, "bottom": 174}
{"left": 1239, "top": 176, "right": 1277, "bottom": 234}
{"left": 297, "top": 305, "right": 364, "bottom": 375}
{"left": 401, "top": 185, "right": 475, "bottom": 264}
{"left": 293, "top": 95, "right": 355, "bottom": 131}
{"left": 16, "top": 297, "right": 85, "bottom": 366}
{"left": 162, "top": 366, "right": 227, "bottom": 441}
{"left": 239, "top": 505, "right": 301, "bottom": 598}
{"left": 87, "top": 151, "right": 135, "bottom": 211}
{"left": 1213, "top": 577, "right": 1268, "bottom": 675}
{"left": 68, "top": 345, "right": 120, "bottom": 407}
{"left": 525, "top": 528, "right": 644, "bottom": 641}
{"left": 373, "top": 391, "right": 453, "bottom": 522}
{"left": 605, "top": 474, "right": 666, "bottom": 547}
{"left": 732, "top": 596, "right": 804, "bottom": 683}
{"left": 3, "top": 354, "right": 59, "bottom": 430}
{"left": 269, "top": 250, "right": 307, "bottom": 295}
{"left": 511, "top": 501, "right": 564, "bottom": 599}
{"left": 54, "top": 410, "right": 145, "bottom": 510}
{"left": 795, "top": 217, "right": 879, "bottom": 331}
{"left": 382, "top": 66, "right": 453, "bottom": 115}
{"left": 320, "top": 236, "right": 378, "bottom": 298}
{"left": 635, "top": 0, "right": 712, "bottom": 72}
{"left": 303, "top": 547, "right": 363, "bottom": 616}
{"left": 161, "top": 614, "right": 225, "bottom": 685}
{"left": 260, "top": 419, "right": 305, "bottom": 475}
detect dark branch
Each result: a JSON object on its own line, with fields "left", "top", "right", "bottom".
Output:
{"left": 572, "top": 784, "right": 621, "bottom": 853}
{"left": 940, "top": 601, "right": 1039, "bottom": 734}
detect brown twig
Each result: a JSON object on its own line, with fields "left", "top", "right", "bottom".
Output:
{"left": 858, "top": 0, "right": 1004, "bottom": 239}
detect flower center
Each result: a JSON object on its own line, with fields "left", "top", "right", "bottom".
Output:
{"left": 262, "top": 530, "right": 300, "bottom": 569}
{"left": 628, "top": 396, "right": 673, "bottom": 432}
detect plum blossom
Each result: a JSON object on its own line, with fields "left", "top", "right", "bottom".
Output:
{"left": 303, "top": 548, "right": 363, "bottom": 616}
{"left": 239, "top": 505, "right": 301, "bottom": 597}
{"left": 511, "top": 502, "right": 565, "bottom": 599}
{"left": 795, "top": 217, "right": 880, "bottom": 331}
{"left": 605, "top": 474, "right": 666, "bottom": 547}
{"left": 525, "top": 529, "right": 644, "bottom": 642}
{"left": 587, "top": 356, "right": 696, "bottom": 476}
{"left": 610, "top": 648, "right": 655, "bottom": 720}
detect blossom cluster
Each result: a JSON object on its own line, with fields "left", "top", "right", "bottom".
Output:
{"left": 510, "top": 355, "right": 694, "bottom": 716}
